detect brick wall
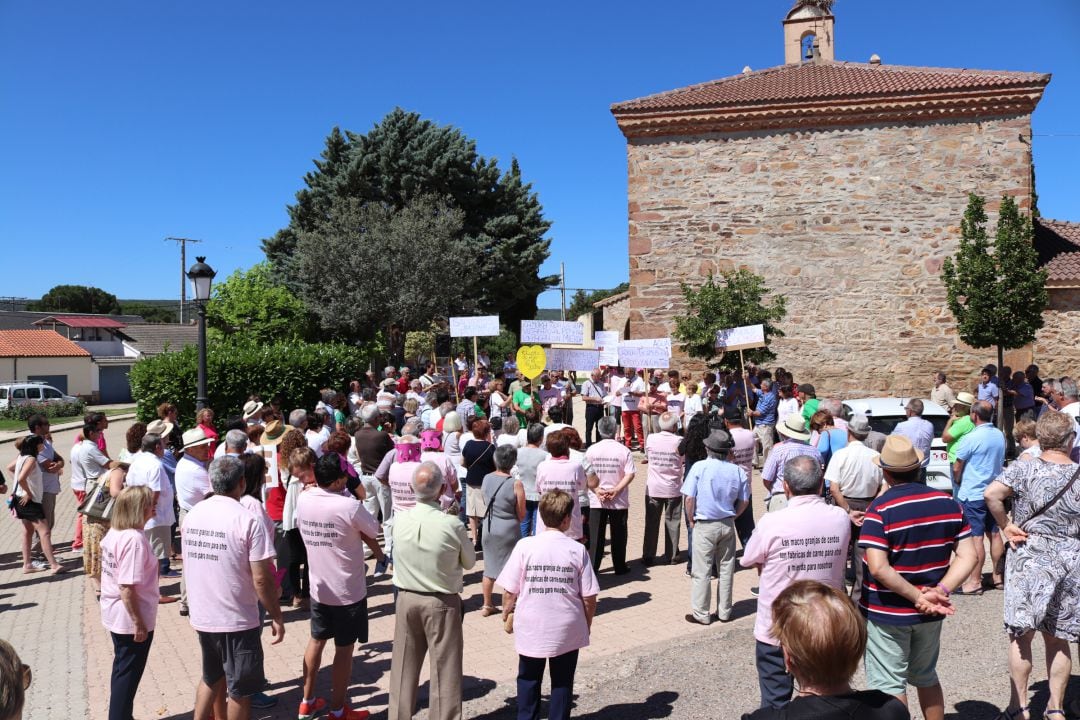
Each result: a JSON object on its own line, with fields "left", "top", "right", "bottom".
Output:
{"left": 626, "top": 115, "right": 1035, "bottom": 398}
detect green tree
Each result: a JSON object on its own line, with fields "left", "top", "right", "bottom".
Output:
{"left": 673, "top": 269, "right": 787, "bottom": 367}
{"left": 293, "top": 195, "right": 478, "bottom": 344}
{"left": 942, "top": 194, "right": 1048, "bottom": 425}
{"left": 30, "top": 285, "right": 122, "bottom": 315}
{"left": 205, "top": 262, "right": 309, "bottom": 343}
{"left": 120, "top": 302, "right": 177, "bottom": 324}
{"left": 566, "top": 282, "right": 629, "bottom": 320}
{"left": 263, "top": 109, "right": 556, "bottom": 331}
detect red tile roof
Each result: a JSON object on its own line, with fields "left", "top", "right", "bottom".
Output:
{"left": 0, "top": 330, "right": 92, "bottom": 358}
{"left": 1036, "top": 218, "right": 1080, "bottom": 286}
{"left": 612, "top": 61, "right": 1050, "bottom": 137}
{"left": 33, "top": 315, "right": 127, "bottom": 329}
{"left": 1044, "top": 252, "right": 1080, "bottom": 284}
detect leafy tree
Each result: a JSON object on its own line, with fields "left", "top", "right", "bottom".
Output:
{"left": 566, "top": 282, "right": 629, "bottom": 321}
{"left": 206, "top": 262, "right": 309, "bottom": 343}
{"left": 120, "top": 302, "right": 177, "bottom": 324}
{"left": 30, "top": 285, "right": 122, "bottom": 315}
{"left": 263, "top": 109, "right": 556, "bottom": 332}
{"left": 293, "top": 195, "right": 479, "bottom": 347}
{"left": 942, "top": 194, "right": 1047, "bottom": 425}
{"left": 673, "top": 269, "right": 787, "bottom": 368}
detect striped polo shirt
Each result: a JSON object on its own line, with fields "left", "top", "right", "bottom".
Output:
{"left": 858, "top": 482, "right": 971, "bottom": 626}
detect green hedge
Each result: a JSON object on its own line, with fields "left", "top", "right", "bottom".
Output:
{"left": 128, "top": 338, "right": 372, "bottom": 426}
{"left": 0, "top": 400, "right": 86, "bottom": 422}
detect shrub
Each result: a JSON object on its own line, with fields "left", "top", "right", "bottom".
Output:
{"left": 0, "top": 400, "right": 86, "bottom": 422}
{"left": 128, "top": 337, "right": 373, "bottom": 427}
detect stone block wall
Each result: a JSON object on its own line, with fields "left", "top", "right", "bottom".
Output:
{"left": 626, "top": 115, "right": 1034, "bottom": 398}
{"left": 1034, "top": 289, "right": 1080, "bottom": 378}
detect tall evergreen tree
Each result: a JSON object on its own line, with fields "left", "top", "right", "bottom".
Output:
{"left": 263, "top": 110, "right": 555, "bottom": 332}
{"left": 942, "top": 194, "right": 1048, "bottom": 425}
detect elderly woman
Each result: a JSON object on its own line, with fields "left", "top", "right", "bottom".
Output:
{"left": 741, "top": 580, "right": 908, "bottom": 719}
{"left": 283, "top": 446, "right": 317, "bottom": 608}
{"left": 119, "top": 422, "right": 147, "bottom": 464}
{"left": 985, "top": 410, "right": 1080, "bottom": 720}
{"left": 812, "top": 409, "right": 846, "bottom": 469}
{"left": 1013, "top": 418, "right": 1040, "bottom": 463}
{"left": 497, "top": 490, "right": 599, "bottom": 720}
{"left": 100, "top": 485, "right": 159, "bottom": 720}
{"left": 534, "top": 431, "right": 589, "bottom": 543}
{"left": 6, "top": 435, "right": 63, "bottom": 574}
{"left": 480, "top": 445, "right": 526, "bottom": 616}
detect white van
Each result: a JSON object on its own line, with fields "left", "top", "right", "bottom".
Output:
{"left": 0, "top": 382, "right": 79, "bottom": 410}
{"left": 842, "top": 397, "right": 952, "bottom": 494}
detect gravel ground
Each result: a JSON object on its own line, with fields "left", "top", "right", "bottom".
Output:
{"left": 457, "top": 578, "right": 1080, "bottom": 720}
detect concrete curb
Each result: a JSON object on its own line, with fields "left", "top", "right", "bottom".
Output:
{"left": 0, "top": 413, "right": 137, "bottom": 444}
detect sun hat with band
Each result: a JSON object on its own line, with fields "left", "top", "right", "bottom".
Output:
{"left": 954, "top": 391, "right": 975, "bottom": 409}
{"left": 242, "top": 400, "right": 264, "bottom": 420}
{"left": 145, "top": 418, "right": 174, "bottom": 438}
{"left": 261, "top": 420, "right": 287, "bottom": 446}
{"left": 872, "top": 435, "right": 924, "bottom": 473}
{"left": 181, "top": 427, "right": 213, "bottom": 449}
{"left": 776, "top": 415, "right": 811, "bottom": 442}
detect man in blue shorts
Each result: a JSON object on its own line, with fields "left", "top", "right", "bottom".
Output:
{"left": 951, "top": 400, "right": 1005, "bottom": 594}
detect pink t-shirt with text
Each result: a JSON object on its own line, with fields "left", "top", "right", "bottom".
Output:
{"left": 739, "top": 495, "right": 850, "bottom": 645}
{"left": 389, "top": 461, "right": 422, "bottom": 513}
{"left": 496, "top": 530, "right": 600, "bottom": 658}
{"left": 296, "top": 486, "right": 381, "bottom": 606}
{"left": 644, "top": 431, "right": 684, "bottom": 498}
{"left": 535, "top": 458, "right": 587, "bottom": 540}
{"left": 100, "top": 528, "right": 160, "bottom": 634}
{"left": 239, "top": 495, "right": 276, "bottom": 551}
{"left": 585, "top": 439, "right": 636, "bottom": 510}
{"left": 730, "top": 428, "right": 755, "bottom": 481}
{"left": 182, "top": 495, "right": 275, "bottom": 633}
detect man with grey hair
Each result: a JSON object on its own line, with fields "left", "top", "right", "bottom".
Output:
{"left": 818, "top": 398, "right": 848, "bottom": 431}
{"left": 1056, "top": 377, "right": 1080, "bottom": 462}
{"left": 952, "top": 399, "right": 1005, "bottom": 594}
{"left": 223, "top": 428, "right": 249, "bottom": 456}
{"left": 586, "top": 415, "right": 636, "bottom": 574}
{"left": 741, "top": 454, "right": 850, "bottom": 709}
{"left": 931, "top": 371, "right": 956, "bottom": 410}
{"left": 124, "top": 432, "right": 180, "bottom": 585}
{"left": 182, "top": 456, "right": 283, "bottom": 720}
{"left": 891, "top": 399, "right": 933, "bottom": 476}
{"left": 389, "top": 461, "right": 475, "bottom": 720}
{"left": 681, "top": 429, "right": 750, "bottom": 626}
{"left": 354, "top": 404, "right": 394, "bottom": 525}
{"left": 749, "top": 378, "right": 778, "bottom": 468}
{"left": 642, "top": 411, "right": 684, "bottom": 566}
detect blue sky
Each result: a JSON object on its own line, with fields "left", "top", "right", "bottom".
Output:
{"left": 2, "top": 1, "right": 1078, "bottom": 307}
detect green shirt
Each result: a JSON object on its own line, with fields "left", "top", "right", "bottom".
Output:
{"left": 801, "top": 398, "right": 820, "bottom": 425}
{"left": 512, "top": 389, "right": 534, "bottom": 421}
{"left": 946, "top": 415, "right": 975, "bottom": 463}
{"left": 392, "top": 501, "right": 476, "bottom": 594}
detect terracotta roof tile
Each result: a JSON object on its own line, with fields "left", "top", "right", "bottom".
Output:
{"left": 612, "top": 61, "right": 1050, "bottom": 113}
{"left": 0, "top": 330, "right": 92, "bottom": 358}
{"left": 1044, "top": 252, "right": 1080, "bottom": 284}
{"left": 1035, "top": 218, "right": 1080, "bottom": 285}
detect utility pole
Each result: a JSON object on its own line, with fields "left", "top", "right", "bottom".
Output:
{"left": 560, "top": 262, "right": 567, "bottom": 321}
{"left": 165, "top": 237, "right": 202, "bottom": 324}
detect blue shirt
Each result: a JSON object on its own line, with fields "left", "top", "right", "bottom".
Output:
{"left": 755, "top": 389, "right": 779, "bottom": 426}
{"left": 680, "top": 457, "right": 749, "bottom": 520}
{"left": 977, "top": 382, "right": 999, "bottom": 403}
{"left": 953, "top": 422, "right": 1005, "bottom": 501}
{"left": 892, "top": 417, "right": 934, "bottom": 468}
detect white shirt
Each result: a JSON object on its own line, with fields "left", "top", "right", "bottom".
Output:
{"left": 608, "top": 375, "right": 627, "bottom": 408}
{"left": 125, "top": 451, "right": 176, "bottom": 528}
{"left": 306, "top": 427, "right": 330, "bottom": 457}
{"left": 1059, "top": 402, "right": 1080, "bottom": 450}
{"left": 778, "top": 397, "right": 801, "bottom": 424}
{"left": 175, "top": 454, "right": 210, "bottom": 512}
{"left": 622, "top": 377, "right": 646, "bottom": 411}
{"left": 76, "top": 439, "right": 110, "bottom": 486}
{"left": 69, "top": 442, "right": 87, "bottom": 491}
{"left": 823, "top": 440, "right": 883, "bottom": 499}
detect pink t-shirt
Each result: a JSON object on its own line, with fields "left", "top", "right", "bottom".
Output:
{"left": 535, "top": 458, "right": 587, "bottom": 540}
{"left": 739, "top": 495, "right": 851, "bottom": 645}
{"left": 496, "top": 530, "right": 600, "bottom": 658}
{"left": 239, "top": 495, "right": 276, "bottom": 550}
{"left": 730, "top": 428, "right": 755, "bottom": 481}
{"left": 389, "top": 461, "right": 422, "bottom": 513}
{"left": 644, "top": 431, "right": 684, "bottom": 499}
{"left": 182, "top": 495, "right": 275, "bottom": 633}
{"left": 585, "top": 439, "right": 636, "bottom": 509}
{"left": 296, "top": 486, "right": 381, "bottom": 606}
{"left": 422, "top": 451, "right": 459, "bottom": 510}
{"left": 100, "top": 528, "right": 159, "bottom": 634}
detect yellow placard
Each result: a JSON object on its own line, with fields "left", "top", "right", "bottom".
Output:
{"left": 515, "top": 345, "right": 547, "bottom": 380}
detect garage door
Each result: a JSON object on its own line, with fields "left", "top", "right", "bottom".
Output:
{"left": 99, "top": 366, "right": 133, "bottom": 404}
{"left": 27, "top": 375, "right": 68, "bottom": 394}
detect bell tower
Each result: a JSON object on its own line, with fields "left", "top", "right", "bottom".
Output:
{"left": 783, "top": 0, "right": 836, "bottom": 64}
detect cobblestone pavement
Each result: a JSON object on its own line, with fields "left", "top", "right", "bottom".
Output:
{"left": 3, "top": 413, "right": 1077, "bottom": 719}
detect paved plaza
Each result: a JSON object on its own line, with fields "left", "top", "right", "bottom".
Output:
{"left": 1, "top": 413, "right": 1077, "bottom": 719}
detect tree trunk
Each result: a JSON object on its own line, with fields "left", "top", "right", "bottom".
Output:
{"left": 997, "top": 344, "right": 1005, "bottom": 430}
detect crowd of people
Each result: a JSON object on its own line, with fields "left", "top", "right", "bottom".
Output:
{"left": 1, "top": 357, "right": 1078, "bottom": 720}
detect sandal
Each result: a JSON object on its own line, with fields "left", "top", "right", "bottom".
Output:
{"left": 952, "top": 587, "right": 984, "bottom": 596}
{"left": 1044, "top": 710, "right": 1065, "bottom": 718}
{"left": 995, "top": 705, "right": 1028, "bottom": 720}
{"left": 481, "top": 605, "right": 499, "bottom": 617}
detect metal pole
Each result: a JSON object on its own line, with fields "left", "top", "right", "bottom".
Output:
{"left": 196, "top": 301, "right": 208, "bottom": 411}
{"left": 180, "top": 240, "right": 186, "bottom": 325}
{"left": 560, "top": 262, "right": 567, "bottom": 321}
{"left": 740, "top": 348, "right": 754, "bottom": 431}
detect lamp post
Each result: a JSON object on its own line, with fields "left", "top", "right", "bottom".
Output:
{"left": 186, "top": 256, "right": 216, "bottom": 411}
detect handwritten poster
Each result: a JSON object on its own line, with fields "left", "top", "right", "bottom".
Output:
{"left": 619, "top": 337, "right": 672, "bottom": 358}
{"left": 594, "top": 331, "right": 620, "bottom": 366}
{"left": 545, "top": 348, "right": 601, "bottom": 372}
{"left": 617, "top": 344, "right": 669, "bottom": 369}
{"left": 521, "top": 320, "right": 584, "bottom": 345}
{"left": 714, "top": 324, "right": 766, "bottom": 351}
{"left": 449, "top": 315, "right": 500, "bottom": 338}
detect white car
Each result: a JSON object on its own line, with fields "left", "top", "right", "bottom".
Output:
{"left": 842, "top": 397, "right": 952, "bottom": 493}
{"left": 0, "top": 382, "right": 79, "bottom": 410}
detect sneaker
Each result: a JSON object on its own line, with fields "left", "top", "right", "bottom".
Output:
{"left": 160, "top": 569, "right": 181, "bottom": 578}
{"left": 30, "top": 559, "right": 48, "bottom": 570}
{"left": 374, "top": 556, "right": 389, "bottom": 576}
{"left": 750, "top": 586, "right": 760, "bottom": 597}
{"left": 250, "top": 691, "right": 276, "bottom": 709}
{"left": 329, "top": 707, "right": 370, "bottom": 720}
{"left": 298, "top": 697, "right": 327, "bottom": 719}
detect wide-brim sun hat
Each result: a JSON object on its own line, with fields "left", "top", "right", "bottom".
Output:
{"left": 955, "top": 391, "right": 975, "bottom": 408}
{"left": 243, "top": 400, "right": 264, "bottom": 420}
{"left": 145, "top": 419, "right": 174, "bottom": 438}
{"left": 873, "top": 435, "right": 925, "bottom": 472}
{"left": 181, "top": 427, "right": 213, "bottom": 449}
{"left": 776, "top": 415, "right": 811, "bottom": 441}
{"left": 261, "top": 420, "right": 286, "bottom": 446}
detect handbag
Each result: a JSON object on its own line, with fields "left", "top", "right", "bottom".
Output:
{"left": 78, "top": 475, "right": 115, "bottom": 521}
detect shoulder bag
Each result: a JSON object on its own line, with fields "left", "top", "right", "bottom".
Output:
{"left": 78, "top": 471, "right": 116, "bottom": 521}
{"left": 1019, "top": 463, "right": 1080, "bottom": 531}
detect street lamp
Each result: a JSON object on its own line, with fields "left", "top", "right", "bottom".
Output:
{"left": 186, "top": 256, "right": 216, "bottom": 411}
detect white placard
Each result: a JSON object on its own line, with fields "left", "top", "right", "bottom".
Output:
{"left": 449, "top": 315, "right": 500, "bottom": 338}
{"left": 617, "top": 344, "right": 670, "bottom": 369}
{"left": 545, "top": 348, "right": 601, "bottom": 372}
{"left": 594, "top": 331, "right": 620, "bottom": 366}
{"left": 714, "top": 324, "right": 766, "bottom": 351}
{"left": 619, "top": 337, "right": 672, "bottom": 358}
{"left": 521, "top": 320, "right": 584, "bottom": 345}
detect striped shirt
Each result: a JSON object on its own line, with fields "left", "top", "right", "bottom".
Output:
{"left": 761, "top": 440, "right": 823, "bottom": 497}
{"left": 858, "top": 483, "right": 970, "bottom": 626}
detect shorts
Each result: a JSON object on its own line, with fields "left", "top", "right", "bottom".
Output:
{"left": 145, "top": 526, "right": 171, "bottom": 560}
{"left": 465, "top": 485, "right": 487, "bottom": 518}
{"left": 865, "top": 619, "right": 942, "bottom": 696}
{"left": 197, "top": 627, "right": 265, "bottom": 699}
{"left": 960, "top": 499, "right": 997, "bottom": 536}
{"left": 12, "top": 497, "right": 45, "bottom": 521}
{"left": 311, "top": 598, "right": 368, "bottom": 646}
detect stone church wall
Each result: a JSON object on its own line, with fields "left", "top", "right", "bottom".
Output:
{"left": 1034, "top": 289, "right": 1080, "bottom": 378}
{"left": 626, "top": 115, "right": 1034, "bottom": 398}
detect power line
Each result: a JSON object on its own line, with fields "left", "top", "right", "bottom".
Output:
{"left": 164, "top": 237, "right": 203, "bottom": 324}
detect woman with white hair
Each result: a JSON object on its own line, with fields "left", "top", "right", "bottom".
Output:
{"left": 480, "top": 444, "right": 526, "bottom": 616}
